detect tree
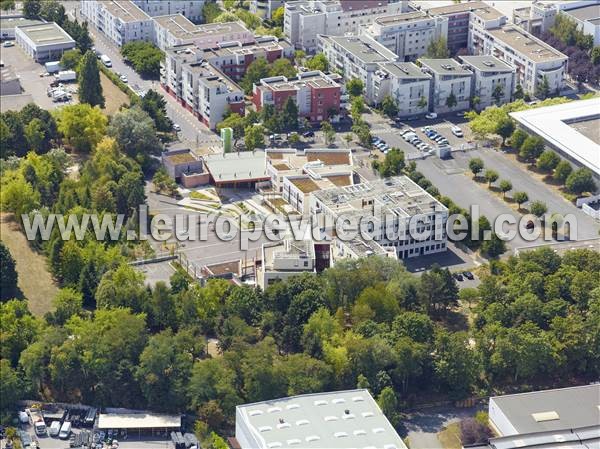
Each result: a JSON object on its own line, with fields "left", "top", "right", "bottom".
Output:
{"left": 592, "top": 46, "right": 600, "bottom": 65}
{"left": 288, "top": 133, "right": 300, "bottom": 146}
{"left": 140, "top": 90, "right": 173, "bottom": 132}
{"left": 40, "top": 0, "right": 65, "bottom": 24}
{"left": 272, "top": 6, "right": 284, "bottom": 26}
{"left": 418, "top": 96, "right": 428, "bottom": 110}
{"left": 536, "top": 75, "right": 550, "bottom": 100}
{"left": 352, "top": 121, "right": 371, "bottom": 148}
{"left": 0, "top": 242, "right": 18, "bottom": 301}
{"left": 377, "top": 387, "right": 399, "bottom": 426}
{"left": 469, "top": 158, "right": 484, "bottom": 178}
{"left": 529, "top": 200, "right": 548, "bottom": 217}
{"left": 513, "top": 191, "right": 529, "bottom": 209}
{"left": 351, "top": 96, "right": 365, "bottom": 121}
{"left": 481, "top": 233, "right": 506, "bottom": 258}
{"left": 60, "top": 48, "right": 82, "bottom": 70}
{"left": 492, "top": 83, "right": 505, "bottom": 105}
{"left": 536, "top": 150, "right": 560, "bottom": 173}
{"left": 519, "top": 136, "right": 545, "bottom": 163}
{"left": 244, "top": 124, "right": 265, "bottom": 151}
{"left": 499, "top": 179, "right": 513, "bottom": 198}
{"left": 426, "top": 37, "right": 449, "bottom": 58}
{"left": 495, "top": 117, "right": 515, "bottom": 146}
{"left": 216, "top": 113, "right": 246, "bottom": 146}
{"left": 381, "top": 95, "right": 399, "bottom": 118}
{"left": 484, "top": 169, "right": 499, "bottom": 187}
{"left": 433, "top": 330, "right": 478, "bottom": 399}
{"left": 347, "top": 78, "right": 364, "bottom": 97}
{"left": 55, "top": 104, "right": 108, "bottom": 153}
{"left": 77, "top": 50, "right": 104, "bottom": 107}
{"left": 565, "top": 168, "right": 596, "bottom": 195}
{"left": 281, "top": 97, "right": 299, "bottom": 131}
{"left": 24, "top": 118, "right": 46, "bottom": 154}
{"left": 461, "top": 418, "right": 492, "bottom": 445}
{"left": 23, "top": 0, "right": 41, "bottom": 18}
{"left": 379, "top": 149, "right": 405, "bottom": 177}
{"left": 305, "top": 53, "right": 329, "bottom": 72}
{"left": 121, "top": 41, "right": 164, "bottom": 79}
{"left": 0, "top": 0, "right": 16, "bottom": 11}
{"left": 49, "top": 288, "right": 83, "bottom": 325}
{"left": 321, "top": 121, "right": 335, "bottom": 146}
{"left": 510, "top": 128, "right": 528, "bottom": 150}
{"left": 446, "top": 92, "right": 457, "bottom": 109}
{"left": 108, "top": 106, "right": 162, "bottom": 162}
{"left": 202, "top": 2, "right": 222, "bottom": 22}
{"left": 240, "top": 58, "right": 270, "bottom": 94}
{"left": 514, "top": 83, "right": 525, "bottom": 99}
{"left": 269, "top": 58, "right": 296, "bottom": 79}
{"left": 553, "top": 160, "right": 573, "bottom": 183}
{"left": 95, "top": 264, "right": 148, "bottom": 311}
{"left": 0, "top": 359, "right": 23, "bottom": 413}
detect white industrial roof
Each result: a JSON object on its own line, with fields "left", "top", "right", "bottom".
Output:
{"left": 97, "top": 413, "right": 181, "bottom": 429}
{"left": 510, "top": 98, "right": 600, "bottom": 176}
{"left": 236, "top": 389, "right": 407, "bottom": 449}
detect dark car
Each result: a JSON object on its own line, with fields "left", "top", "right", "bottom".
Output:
{"left": 303, "top": 131, "right": 315, "bottom": 138}
{"left": 463, "top": 271, "right": 474, "bottom": 280}
{"left": 454, "top": 273, "right": 464, "bottom": 281}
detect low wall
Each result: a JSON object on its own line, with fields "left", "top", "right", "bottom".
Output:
{"left": 181, "top": 172, "right": 210, "bottom": 188}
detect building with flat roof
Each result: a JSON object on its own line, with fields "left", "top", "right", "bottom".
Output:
{"left": 235, "top": 389, "right": 408, "bottom": 449}
{"left": 249, "top": 0, "right": 284, "bottom": 20}
{"left": 562, "top": 2, "right": 600, "bottom": 46}
{"left": 460, "top": 55, "right": 515, "bottom": 109}
{"left": 471, "top": 24, "right": 568, "bottom": 95}
{"left": 0, "top": 16, "right": 43, "bottom": 39}
{"left": 362, "top": 10, "right": 448, "bottom": 62}
{"left": 372, "top": 62, "right": 431, "bottom": 116}
{"left": 284, "top": 0, "right": 408, "bottom": 52}
{"left": 133, "top": 0, "right": 204, "bottom": 23}
{"left": 419, "top": 58, "right": 472, "bottom": 114}
{"left": 510, "top": 98, "right": 600, "bottom": 180}
{"left": 311, "top": 176, "right": 448, "bottom": 260}
{"left": 489, "top": 384, "right": 600, "bottom": 436}
{"left": 14, "top": 22, "right": 75, "bottom": 62}
{"left": 513, "top": 2, "right": 558, "bottom": 35}
{"left": 0, "top": 65, "right": 21, "bottom": 96}
{"left": 203, "top": 151, "right": 270, "bottom": 188}
{"left": 257, "top": 239, "right": 316, "bottom": 289}
{"left": 319, "top": 34, "right": 398, "bottom": 103}
{"left": 97, "top": 413, "right": 181, "bottom": 433}
{"left": 253, "top": 71, "right": 342, "bottom": 124}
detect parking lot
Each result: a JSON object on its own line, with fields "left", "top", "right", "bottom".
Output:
{"left": 0, "top": 44, "right": 77, "bottom": 110}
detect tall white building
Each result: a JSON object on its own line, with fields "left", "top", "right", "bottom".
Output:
{"left": 460, "top": 55, "right": 515, "bottom": 109}
{"left": 373, "top": 62, "right": 431, "bottom": 116}
{"left": 362, "top": 10, "right": 448, "bottom": 62}
{"left": 318, "top": 34, "right": 398, "bottom": 104}
{"left": 311, "top": 176, "right": 448, "bottom": 260}
{"left": 419, "top": 58, "right": 472, "bottom": 114}
{"left": 471, "top": 24, "right": 568, "bottom": 95}
{"left": 133, "top": 0, "right": 204, "bottom": 23}
{"left": 249, "top": 0, "right": 284, "bottom": 20}
{"left": 236, "top": 389, "right": 409, "bottom": 449}
{"left": 284, "top": 0, "right": 408, "bottom": 52}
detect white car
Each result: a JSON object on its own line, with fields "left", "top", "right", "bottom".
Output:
{"left": 2, "top": 41, "right": 14, "bottom": 47}
{"left": 173, "top": 123, "right": 181, "bottom": 132}
{"left": 120, "top": 74, "right": 128, "bottom": 83}
{"left": 451, "top": 126, "right": 463, "bottom": 137}
{"left": 425, "top": 112, "right": 438, "bottom": 119}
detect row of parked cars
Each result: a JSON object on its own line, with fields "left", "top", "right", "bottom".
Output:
{"left": 400, "top": 129, "right": 434, "bottom": 152}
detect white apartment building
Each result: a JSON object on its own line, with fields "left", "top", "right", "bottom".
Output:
{"left": 362, "top": 10, "right": 448, "bottom": 62}
{"left": 471, "top": 24, "right": 568, "bottom": 95}
{"left": 257, "top": 239, "right": 316, "bottom": 289}
{"left": 419, "top": 58, "right": 472, "bottom": 114}
{"left": 133, "top": 0, "right": 204, "bottom": 23}
{"left": 561, "top": 2, "right": 600, "bottom": 46}
{"left": 81, "top": 0, "right": 153, "bottom": 46}
{"left": 373, "top": 61, "right": 431, "bottom": 116}
{"left": 236, "top": 389, "right": 408, "bottom": 449}
{"left": 318, "top": 34, "right": 398, "bottom": 104}
{"left": 460, "top": 55, "right": 514, "bottom": 109}
{"left": 249, "top": 0, "right": 284, "bottom": 20}
{"left": 310, "top": 176, "right": 448, "bottom": 260}
{"left": 284, "top": 0, "right": 408, "bottom": 52}
{"left": 153, "top": 15, "right": 253, "bottom": 51}
{"left": 513, "top": 2, "right": 558, "bottom": 35}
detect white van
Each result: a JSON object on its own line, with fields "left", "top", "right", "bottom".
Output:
{"left": 59, "top": 421, "right": 71, "bottom": 439}
{"left": 49, "top": 420, "right": 61, "bottom": 437}
{"left": 100, "top": 54, "right": 112, "bottom": 67}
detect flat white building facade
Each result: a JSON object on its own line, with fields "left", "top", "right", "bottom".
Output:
{"left": 373, "top": 61, "right": 431, "bottom": 116}
{"left": 420, "top": 58, "right": 472, "bottom": 114}
{"left": 363, "top": 10, "right": 448, "bottom": 62}
{"left": 133, "top": 0, "right": 204, "bottom": 23}
{"left": 284, "top": 0, "right": 408, "bottom": 52}
{"left": 460, "top": 55, "right": 514, "bottom": 109}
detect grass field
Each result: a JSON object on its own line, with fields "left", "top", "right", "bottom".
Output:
{"left": 0, "top": 213, "right": 58, "bottom": 316}
{"left": 100, "top": 72, "right": 130, "bottom": 115}
{"left": 438, "top": 422, "right": 462, "bottom": 449}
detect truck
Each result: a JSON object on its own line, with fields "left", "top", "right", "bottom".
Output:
{"left": 100, "top": 54, "right": 112, "bottom": 67}
{"left": 49, "top": 420, "right": 61, "bottom": 437}
{"left": 59, "top": 421, "right": 71, "bottom": 439}
{"left": 55, "top": 70, "right": 76, "bottom": 82}
{"left": 27, "top": 408, "right": 47, "bottom": 436}
{"left": 45, "top": 61, "right": 61, "bottom": 74}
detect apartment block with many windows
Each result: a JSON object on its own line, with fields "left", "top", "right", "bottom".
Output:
{"left": 318, "top": 34, "right": 398, "bottom": 104}
{"left": 81, "top": 0, "right": 153, "bottom": 46}
{"left": 460, "top": 55, "right": 515, "bottom": 109}
{"left": 249, "top": 0, "right": 284, "bottom": 20}
{"left": 252, "top": 71, "right": 342, "bottom": 123}
{"left": 419, "top": 58, "right": 472, "bottom": 113}
{"left": 373, "top": 62, "right": 431, "bottom": 117}
{"left": 362, "top": 10, "right": 448, "bottom": 62}
{"left": 284, "top": 0, "right": 408, "bottom": 52}
{"left": 133, "top": 0, "right": 204, "bottom": 23}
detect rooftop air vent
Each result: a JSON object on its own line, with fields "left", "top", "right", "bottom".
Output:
{"left": 532, "top": 411, "right": 560, "bottom": 422}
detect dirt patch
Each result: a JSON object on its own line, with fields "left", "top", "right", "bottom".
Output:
{"left": 100, "top": 72, "right": 130, "bottom": 115}
{"left": 0, "top": 213, "right": 58, "bottom": 316}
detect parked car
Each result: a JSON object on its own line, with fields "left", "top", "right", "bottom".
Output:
{"left": 302, "top": 130, "right": 315, "bottom": 138}
{"left": 172, "top": 123, "right": 181, "bottom": 132}
{"left": 119, "top": 74, "right": 128, "bottom": 83}
{"left": 454, "top": 273, "right": 464, "bottom": 281}
{"left": 425, "top": 112, "right": 438, "bottom": 119}
{"left": 427, "top": 132, "right": 438, "bottom": 140}
{"left": 463, "top": 271, "right": 474, "bottom": 280}
{"left": 2, "top": 41, "right": 14, "bottom": 47}
{"left": 451, "top": 126, "right": 463, "bottom": 137}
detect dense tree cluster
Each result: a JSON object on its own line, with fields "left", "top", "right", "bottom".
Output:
{"left": 1, "top": 104, "right": 59, "bottom": 158}
{"left": 240, "top": 57, "right": 297, "bottom": 94}
{"left": 121, "top": 41, "right": 165, "bottom": 79}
